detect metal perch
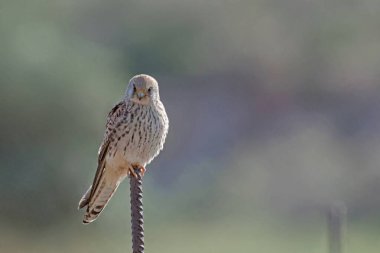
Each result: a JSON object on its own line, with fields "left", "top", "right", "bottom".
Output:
{"left": 327, "top": 202, "right": 346, "bottom": 253}
{"left": 130, "top": 168, "right": 145, "bottom": 253}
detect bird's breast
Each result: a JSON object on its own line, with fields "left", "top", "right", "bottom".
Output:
{"left": 109, "top": 102, "right": 167, "bottom": 166}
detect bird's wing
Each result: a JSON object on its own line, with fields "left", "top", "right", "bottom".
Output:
{"left": 88, "top": 101, "right": 127, "bottom": 201}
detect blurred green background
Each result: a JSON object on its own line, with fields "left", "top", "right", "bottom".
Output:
{"left": 1, "top": 0, "right": 380, "bottom": 252}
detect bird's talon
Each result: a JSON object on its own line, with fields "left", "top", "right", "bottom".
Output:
{"left": 129, "top": 165, "right": 146, "bottom": 178}
{"left": 139, "top": 166, "right": 146, "bottom": 177}
{"left": 128, "top": 167, "right": 139, "bottom": 178}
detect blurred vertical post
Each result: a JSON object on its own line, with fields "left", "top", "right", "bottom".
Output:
{"left": 130, "top": 168, "right": 144, "bottom": 253}
{"left": 327, "top": 202, "right": 346, "bottom": 253}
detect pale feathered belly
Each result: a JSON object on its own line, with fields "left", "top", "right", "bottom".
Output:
{"left": 121, "top": 129, "right": 165, "bottom": 166}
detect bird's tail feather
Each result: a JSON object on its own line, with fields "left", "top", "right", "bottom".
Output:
{"left": 81, "top": 176, "right": 120, "bottom": 224}
{"left": 78, "top": 186, "right": 92, "bottom": 209}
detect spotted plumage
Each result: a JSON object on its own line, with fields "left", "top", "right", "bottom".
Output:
{"left": 79, "top": 74, "right": 169, "bottom": 224}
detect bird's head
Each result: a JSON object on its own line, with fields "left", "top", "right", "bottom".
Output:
{"left": 125, "top": 74, "right": 159, "bottom": 105}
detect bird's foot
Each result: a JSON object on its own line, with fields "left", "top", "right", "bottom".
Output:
{"left": 128, "top": 167, "right": 138, "bottom": 178}
{"left": 128, "top": 165, "right": 146, "bottom": 178}
{"left": 138, "top": 165, "right": 146, "bottom": 177}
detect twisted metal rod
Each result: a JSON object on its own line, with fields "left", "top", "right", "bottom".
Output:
{"left": 327, "top": 202, "right": 346, "bottom": 253}
{"left": 130, "top": 168, "right": 144, "bottom": 253}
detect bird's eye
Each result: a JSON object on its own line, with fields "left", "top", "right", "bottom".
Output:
{"left": 147, "top": 87, "right": 152, "bottom": 93}
{"left": 133, "top": 85, "right": 136, "bottom": 92}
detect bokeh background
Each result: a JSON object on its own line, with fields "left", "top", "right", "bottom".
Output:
{"left": 1, "top": 0, "right": 380, "bottom": 252}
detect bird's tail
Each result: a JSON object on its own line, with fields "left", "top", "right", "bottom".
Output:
{"left": 78, "top": 186, "right": 92, "bottom": 209}
{"left": 78, "top": 175, "right": 121, "bottom": 224}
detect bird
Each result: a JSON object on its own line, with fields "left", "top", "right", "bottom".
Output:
{"left": 78, "top": 74, "right": 169, "bottom": 224}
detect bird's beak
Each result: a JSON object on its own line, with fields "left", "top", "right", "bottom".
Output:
{"left": 136, "top": 89, "right": 147, "bottom": 100}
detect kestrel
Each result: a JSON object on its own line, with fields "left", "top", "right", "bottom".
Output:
{"left": 78, "top": 74, "right": 169, "bottom": 224}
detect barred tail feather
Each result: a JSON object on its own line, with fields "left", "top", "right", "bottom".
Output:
{"left": 82, "top": 176, "right": 120, "bottom": 224}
